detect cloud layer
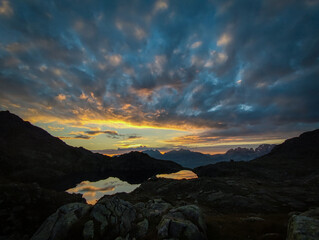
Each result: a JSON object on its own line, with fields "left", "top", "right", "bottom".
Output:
{"left": 0, "top": 0, "right": 319, "bottom": 146}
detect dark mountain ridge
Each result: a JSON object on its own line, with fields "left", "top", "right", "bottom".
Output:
{"left": 195, "top": 129, "right": 319, "bottom": 180}
{"left": 0, "top": 111, "right": 183, "bottom": 190}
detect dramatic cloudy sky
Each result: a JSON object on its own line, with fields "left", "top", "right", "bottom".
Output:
{"left": 0, "top": 0, "right": 319, "bottom": 154}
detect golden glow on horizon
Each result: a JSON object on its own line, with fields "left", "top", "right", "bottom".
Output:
{"left": 25, "top": 113, "right": 199, "bottom": 131}
{"left": 14, "top": 110, "right": 285, "bottom": 153}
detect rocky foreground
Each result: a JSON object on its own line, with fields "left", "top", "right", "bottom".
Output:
{"left": 29, "top": 175, "right": 319, "bottom": 240}
{"left": 31, "top": 197, "right": 207, "bottom": 240}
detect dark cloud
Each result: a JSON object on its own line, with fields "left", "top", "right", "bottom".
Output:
{"left": 127, "top": 135, "right": 142, "bottom": 139}
{"left": 80, "top": 186, "right": 115, "bottom": 193}
{"left": 0, "top": 0, "right": 319, "bottom": 140}
{"left": 85, "top": 130, "right": 121, "bottom": 138}
{"left": 60, "top": 134, "right": 93, "bottom": 140}
{"left": 59, "top": 130, "right": 139, "bottom": 140}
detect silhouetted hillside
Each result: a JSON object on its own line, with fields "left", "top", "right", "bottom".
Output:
{"left": 195, "top": 129, "right": 319, "bottom": 180}
{"left": 0, "top": 111, "right": 183, "bottom": 189}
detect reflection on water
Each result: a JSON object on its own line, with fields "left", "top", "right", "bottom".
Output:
{"left": 156, "top": 170, "right": 198, "bottom": 180}
{"left": 66, "top": 177, "right": 140, "bottom": 205}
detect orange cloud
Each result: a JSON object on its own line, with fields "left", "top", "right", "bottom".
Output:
{"left": 56, "top": 94, "right": 66, "bottom": 101}
{"left": 217, "top": 33, "right": 232, "bottom": 46}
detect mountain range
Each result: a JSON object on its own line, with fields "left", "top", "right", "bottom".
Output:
{"left": 194, "top": 129, "right": 319, "bottom": 180}
{"left": 143, "top": 144, "right": 275, "bottom": 168}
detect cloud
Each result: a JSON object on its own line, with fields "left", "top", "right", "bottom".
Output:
{"left": 85, "top": 130, "right": 122, "bottom": 138}
{"left": 0, "top": 0, "right": 13, "bottom": 17}
{"left": 56, "top": 94, "right": 66, "bottom": 101}
{"left": 48, "top": 126, "right": 64, "bottom": 131}
{"left": 106, "top": 54, "right": 122, "bottom": 66}
{"left": 80, "top": 186, "right": 115, "bottom": 192}
{"left": 60, "top": 134, "right": 93, "bottom": 140}
{"left": 217, "top": 33, "right": 231, "bottom": 46}
{"left": 127, "top": 135, "right": 142, "bottom": 139}
{"left": 154, "top": 0, "right": 168, "bottom": 12}
{"left": 0, "top": 0, "right": 318, "bottom": 147}
{"left": 59, "top": 130, "right": 140, "bottom": 141}
{"left": 190, "top": 41, "right": 202, "bottom": 49}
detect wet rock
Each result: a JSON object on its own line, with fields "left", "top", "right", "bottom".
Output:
{"left": 287, "top": 208, "right": 319, "bottom": 240}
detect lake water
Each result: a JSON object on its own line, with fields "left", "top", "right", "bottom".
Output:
{"left": 66, "top": 170, "right": 197, "bottom": 204}
{"left": 66, "top": 177, "right": 140, "bottom": 204}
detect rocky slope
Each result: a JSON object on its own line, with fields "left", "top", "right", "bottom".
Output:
{"left": 32, "top": 173, "right": 319, "bottom": 240}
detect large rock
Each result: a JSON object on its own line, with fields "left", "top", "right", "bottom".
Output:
{"left": 157, "top": 205, "right": 207, "bottom": 240}
{"left": 287, "top": 208, "right": 319, "bottom": 240}
{"left": 144, "top": 198, "right": 172, "bottom": 218}
{"left": 31, "top": 203, "right": 91, "bottom": 240}
{"left": 93, "top": 196, "right": 136, "bottom": 238}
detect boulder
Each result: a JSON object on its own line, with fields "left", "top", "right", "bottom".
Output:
{"left": 31, "top": 203, "right": 91, "bottom": 240}
{"left": 170, "top": 205, "right": 206, "bottom": 232}
{"left": 157, "top": 204, "right": 207, "bottom": 240}
{"left": 97, "top": 197, "right": 136, "bottom": 236}
{"left": 287, "top": 208, "right": 319, "bottom": 240}
{"left": 144, "top": 198, "right": 172, "bottom": 218}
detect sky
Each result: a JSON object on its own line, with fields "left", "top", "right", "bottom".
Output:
{"left": 0, "top": 0, "right": 319, "bottom": 155}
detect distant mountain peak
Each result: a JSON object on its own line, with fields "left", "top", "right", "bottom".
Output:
{"left": 177, "top": 148, "right": 191, "bottom": 152}
{"left": 144, "top": 149, "right": 162, "bottom": 154}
